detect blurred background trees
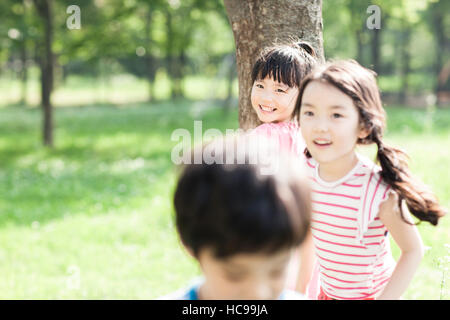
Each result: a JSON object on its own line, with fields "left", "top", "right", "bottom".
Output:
{"left": 0, "top": 0, "right": 449, "bottom": 144}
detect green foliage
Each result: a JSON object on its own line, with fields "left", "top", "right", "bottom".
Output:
{"left": 1, "top": 0, "right": 448, "bottom": 101}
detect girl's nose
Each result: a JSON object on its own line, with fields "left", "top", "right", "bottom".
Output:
{"left": 260, "top": 90, "right": 275, "bottom": 104}
{"left": 314, "top": 118, "right": 329, "bottom": 133}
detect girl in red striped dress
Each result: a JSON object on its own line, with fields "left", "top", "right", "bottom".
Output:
{"left": 295, "top": 60, "right": 446, "bottom": 300}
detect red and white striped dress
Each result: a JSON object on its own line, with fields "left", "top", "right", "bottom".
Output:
{"left": 305, "top": 154, "right": 396, "bottom": 300}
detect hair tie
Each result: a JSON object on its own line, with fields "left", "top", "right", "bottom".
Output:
{"left": 296, "top": 41, "right": 316, "bottom": 58}
{"left": 375, "top": 137, "right": 385, "bottom": 153}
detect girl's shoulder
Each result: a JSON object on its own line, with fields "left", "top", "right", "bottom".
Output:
{"left": 252, "top": 121, "right": 304, "bottom": 157}
{"left": 348, "top": 155, "right": 393, "bottom": 201}
{"left": 304, "top": 154, "right": 386, "bottom": 189}
{"left": 354, "top": 154, "right": 394, "bottom": 242}
{"left": 356, "top": 154, "right": 389, "bottom": 188}
{"left": 253, "top": 121, "right": 299, "bottom": 135}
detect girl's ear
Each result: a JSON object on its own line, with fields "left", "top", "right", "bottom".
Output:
{"left": 358, "top": 124, "right": 371, "bottom": 140}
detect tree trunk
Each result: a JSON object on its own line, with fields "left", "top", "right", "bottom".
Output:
{"left": 19, "top": 40, "right": 28, "bottom": 106}
{"left": 165, "top": 9, "right": 177, "bottom": 100}
{"left": 431, "top": 2, "right": 446, "bottom": 104}
{"left": 174, "top": 51, "right": 186, "bottom": 98}
{"left": 19, "top": 0, "right": 29, "bottom": 106}
{"left": 34, "top": 0, "right": 54, "bottom": 147}
{"left": 399, "top": 26, "right": 411, "bottom": 105}
{"left": 371, "top": 28, "right": 381, "bottom": 74}
{"left": 356, "top": 29, "right": 364, "bottom": 66}
{"left": 144, "top": 4, "right": 155, "bottom": 102}
{"left": 224, "top": 0, "right": 324, "bottom": 130}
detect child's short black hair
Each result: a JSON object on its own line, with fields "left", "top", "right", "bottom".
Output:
{"left": 251, "top": 41, "right": 318, "bottom": 88}
{"left": 173, "top": 141, "right": 311, "bottom": 259}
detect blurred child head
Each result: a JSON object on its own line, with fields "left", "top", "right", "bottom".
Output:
{"left": 173, "top": 138, "right": 311, "bottom": 299}
{"left": 250, "top": 41, "right": 317, "bottom": 124}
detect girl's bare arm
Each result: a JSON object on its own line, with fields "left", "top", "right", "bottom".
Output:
{"left": 377, "top": 192, "right": 424, "bottom": 300}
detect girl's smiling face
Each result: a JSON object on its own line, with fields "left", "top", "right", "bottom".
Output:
{"left": 300, "top": 80, "right": 369, "bottom": 169}
{"left": 251, "top": 77, "right": 299, "bottom": 123}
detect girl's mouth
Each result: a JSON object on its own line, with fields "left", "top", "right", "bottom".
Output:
{"left": 259, "top": 104, "right": 277, "bottom": 113}
{"left": 313, "top": 139, "right": 332, "bottom": 148}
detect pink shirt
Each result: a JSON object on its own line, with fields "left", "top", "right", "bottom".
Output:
{"left": 252, "top": 121, "right": 305, "bottom": 157}
{"left": 252, "top": 121, "right": 315, "bottom": 296}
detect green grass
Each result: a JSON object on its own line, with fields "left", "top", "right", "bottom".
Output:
{"left": 0, "top": 102, "right": 449, "bottom": 299}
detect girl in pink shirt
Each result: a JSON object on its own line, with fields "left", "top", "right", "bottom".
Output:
{"left": 295, "top": 60, "right": 446, "bottom": 299}
{"left": 250, "top": 41, "right": 317, "bottom": 157}
{"left": 249, "top": 41, "right": 320, "bottom": 297}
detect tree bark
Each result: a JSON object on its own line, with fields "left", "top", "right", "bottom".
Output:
{"left": 34, "top": 0, "right": 54, "bottom": 147}
{"left": 224, "top": 0, "right": 324, "bottom": 130}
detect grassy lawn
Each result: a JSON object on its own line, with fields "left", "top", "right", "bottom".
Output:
{"left": 0, "top": 101, "right": 448, "bottom": 299}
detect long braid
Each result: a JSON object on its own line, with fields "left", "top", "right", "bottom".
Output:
{"left": 373, "top": 133, "right": 445, "bottom": 225}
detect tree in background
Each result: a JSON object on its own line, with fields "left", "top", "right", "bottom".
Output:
{"left": 386, "top": 0, "right": 434, "bottom": 104}
{"left": 140, "top": 0, "right": 158, "bottom": 102}
{"left": 3, "top": 0, "right": 36, "bottom": 106}
{"left": 224, "top": 0, "right": 325, "bottom": 130}
{"left": 425, "top": 0, "right": 450, "bottom": 104}
{"left": 344, "top": 0, "right": 371, "bottom": 67}
{"left": 33, "top": 0, "right": 54, "bottom": 146}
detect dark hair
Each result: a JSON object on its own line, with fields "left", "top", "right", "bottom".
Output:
{"left": 251, "top": 41, "right": 317, "bottom": 88}
{"left": 295, "top": 59, "right": 446, "bottom": 226}
{"left": 173, "top": 141, "right": 311, "bottom": 259}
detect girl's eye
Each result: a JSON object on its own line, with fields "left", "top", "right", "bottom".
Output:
{"left": 255, "top": 84, "right": 264, "bottom": 89}
{"left": 303, "top": 111, "right": 314, "bottom": 116}
{"left": 276, "top": 88, "right": 286, "bottom": 93}
{"left": 332, "top": 113, "right": 343, "bottom": 119}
